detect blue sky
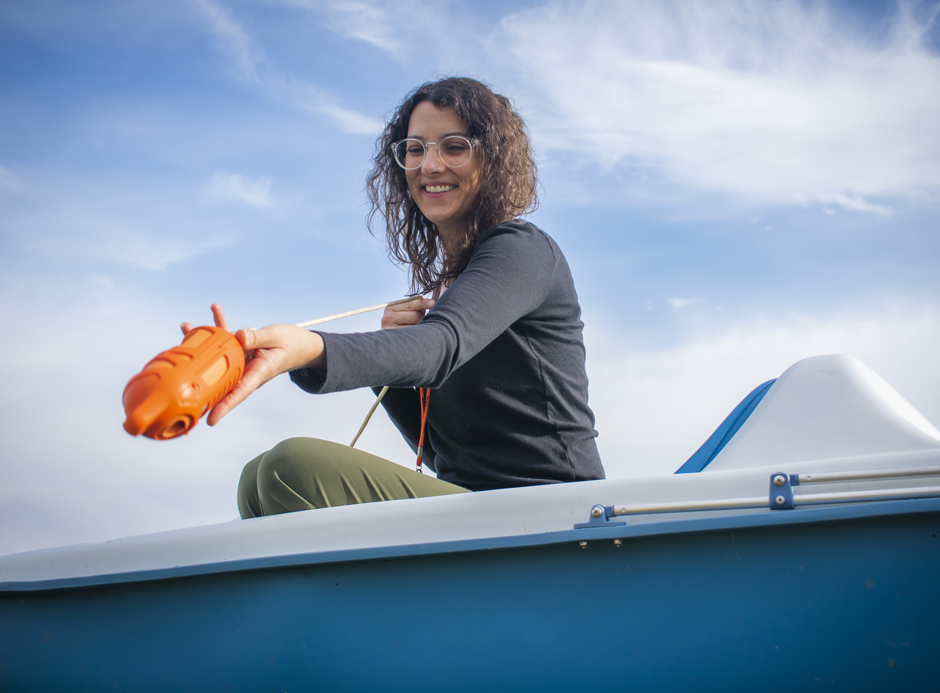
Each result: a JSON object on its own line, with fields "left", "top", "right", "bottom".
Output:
{"left": 1, "top": 0, "right": 939, "bottom": 555}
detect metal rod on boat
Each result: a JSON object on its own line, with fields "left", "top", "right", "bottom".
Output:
{"left": 798, "top": 466, "right": 940, "bottom": 484}
{"left": 612, "top": 496, "right": 768, "bottom": 516}
{"left": 604, "top": 485, "right": 940, "bottom": 519}
{"left": 790, "top": 485, "right": 940, "bottom": 507}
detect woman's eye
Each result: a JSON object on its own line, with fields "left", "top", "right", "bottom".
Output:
{"left": 444, "top": 143, "right": 468, "bottom": 154}
{"left": 406, "top": 145, "right": 424, "bottom": 156}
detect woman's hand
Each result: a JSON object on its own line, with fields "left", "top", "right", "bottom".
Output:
{"left": 180, "top": 303, "right": 229, "bottom": 336}
{"left": 183, "top": 305, "right": 325, "bottom": 426}
{"left": 380, "top": 297, "right": 435, "bottom": 329}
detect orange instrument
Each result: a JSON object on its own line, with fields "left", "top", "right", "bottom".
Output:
{"left": 122, "top": 326, "right": 245, "bottom": 440}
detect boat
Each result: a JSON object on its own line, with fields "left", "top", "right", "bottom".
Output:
{"left": 2, "top": 354, "right": 938, "bottom": 691}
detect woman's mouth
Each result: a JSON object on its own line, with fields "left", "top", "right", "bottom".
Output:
{"left": 424, "top": 184, "right": 456, "bottom": 194}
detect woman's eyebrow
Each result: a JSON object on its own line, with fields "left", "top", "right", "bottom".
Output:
{"left": 405, "top": 131, "right": 470, "bottom": 140}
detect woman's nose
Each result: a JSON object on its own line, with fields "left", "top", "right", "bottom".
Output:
{"left": 420, "top": 143, "right": 446, "bottom": 173}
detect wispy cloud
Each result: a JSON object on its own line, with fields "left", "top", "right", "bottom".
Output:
{"left": 189, "top": 0, "right": 383, "bottom": 134}
{"left": 0, "top": 164, "right": 20, "bottom": 193}
{"left": 285, "top": 80, "right": 384, "bottom": 135}
{"left": 587, "top": 301, "right": 940, "bottom": 476}
{"left": 190, "top": 0, "right": 263, "bottom": 83}
{"left": 110, "top": 233, "right": 229, "bottom": 271}
{"left": 667, "top": 297, "right": 695, "bottom": 310}
{"left": 52, "top": 227, "right": 230, "bottom": 271}
{"left": 826, "top": 193, "right": 892, "bottom": 218}
{"left": 12, "top": 210, "right": 231, "bottom": 271}
{"left": 322, "top": 1, "right": 406, "bottom": 57}
{"left": 265, "top": 0, "right": 469, "bottom": 69}
{"left": 203, "top": 173, "right": 273, "bottom": 207}
{"left": 497, "top": 0, "right": 940, "bottom": 213}
{"left": 271, "top": 0, "right": 442, "bottom": 59}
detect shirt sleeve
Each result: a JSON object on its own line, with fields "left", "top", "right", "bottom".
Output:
{"left": 289, "top": 222, "right": 558, "bottom": 394}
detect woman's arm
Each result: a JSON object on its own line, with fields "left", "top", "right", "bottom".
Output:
{"left": 213, "top": 222, "right": 558, "bottom": 421}
{"left": 182, "top": 304, "right": 326, "bottom": 425}
{"left": 309, "top": 222, "right": 557, "bottom": 394}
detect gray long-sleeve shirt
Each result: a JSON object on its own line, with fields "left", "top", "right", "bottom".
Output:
{"left": 290, "top": 220, "right": 605, "bottom": 491}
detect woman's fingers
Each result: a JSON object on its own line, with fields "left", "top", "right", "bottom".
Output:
{"left": 381, "top": 297, "right": 436, "bottom": 329}
{"left": 206, "top": 351, "right": 276, "bottom": 425}
{"left": 181, "top": 304, "right": 230, "bottom": 337}
{"left": 178, "top": 308, "right": 324, "bottom": 425}
{"left": 206, "top": 324, "right": 325, "bottom": 425}
{"left": 210, "top": 303, "right": 230, "bottom": 331}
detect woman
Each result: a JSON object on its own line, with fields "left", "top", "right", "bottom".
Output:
{"left": 196, "top": 78, "right": 605, "bottom": 517}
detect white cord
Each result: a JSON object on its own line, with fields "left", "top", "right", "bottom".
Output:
{"left": 292, "top": 295, "right": 421, "bottom": 448}
{"left": 350, "top": 386, "right": 389, "bottom": 447}
{"left": 295, "top": 296, "right": 420, "bottom": 328}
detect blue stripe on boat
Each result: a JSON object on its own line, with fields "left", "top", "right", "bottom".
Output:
{"left": 675, "top": 378, "right": 776, "bottom": 473}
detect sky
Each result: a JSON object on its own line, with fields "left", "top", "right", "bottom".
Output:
{"left": 1, "top": 0, "right": 939, "bottom": 556}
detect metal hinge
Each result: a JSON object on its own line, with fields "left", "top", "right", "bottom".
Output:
{"left": 769, "top": 472, "right": 799, "bottom": 510}
{"left": 573, "top": 504, "right": 625, "bottom": 529}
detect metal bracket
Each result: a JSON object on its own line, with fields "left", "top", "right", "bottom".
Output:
{"left": 769, "top": 472, "right": 799, "bottom": 510}
{"left": 574, "top": 504, "right": 626, "bottom": 529}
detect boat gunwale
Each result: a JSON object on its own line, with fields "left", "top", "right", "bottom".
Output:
{"left": 3, "top": 495, "right": 938, "bottom": 595}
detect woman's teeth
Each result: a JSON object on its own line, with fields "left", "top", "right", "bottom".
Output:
{"left": 425, "top": 184, "right": 455, "bottom": 193}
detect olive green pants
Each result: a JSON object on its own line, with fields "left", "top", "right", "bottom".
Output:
{"left": 237, "top": 437, "right": 470, "bottom": 518}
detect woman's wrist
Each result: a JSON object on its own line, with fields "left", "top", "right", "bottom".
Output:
{"left": 299, "top": 329, "right": 326, "bottom": 370}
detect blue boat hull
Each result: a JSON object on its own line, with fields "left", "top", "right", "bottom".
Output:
{"left": 3, "top": 502, "right": 938, "bottom": 691}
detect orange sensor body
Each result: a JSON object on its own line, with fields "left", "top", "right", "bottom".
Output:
{"left": 122, "top": 326, "right": 245, "bottom": 440}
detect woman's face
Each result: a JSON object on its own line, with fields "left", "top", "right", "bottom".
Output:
{"left": 405, "top": 101, "right": 483, "bottom": 248}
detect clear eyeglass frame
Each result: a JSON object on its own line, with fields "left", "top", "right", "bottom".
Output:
{"left": 390, "top": 136, "right": 481, "bottom": 170}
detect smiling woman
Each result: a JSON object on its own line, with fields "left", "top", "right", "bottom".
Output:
{"left": 193, "top": 77, "right": 605, "bottom": 517}
{"left": 367, "top": 77, "right": 540, "bottom": 293}
{"left": 399, "top": 104, "right": 483, "bottom": 248}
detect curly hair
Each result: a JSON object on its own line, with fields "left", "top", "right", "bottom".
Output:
{"left": 366, "top": 77, "right": 539, "bottom": 294}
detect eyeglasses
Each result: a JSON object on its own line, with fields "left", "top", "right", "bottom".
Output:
{"left": 391, "top": 136, "right": 480, "bottom": 170}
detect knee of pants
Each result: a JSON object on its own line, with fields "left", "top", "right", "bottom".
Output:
{"left": 259, "top": 437, "right": 347, "bottom": 481}
{"left": 255, "top": 437, "right": 348, "bottom": 511}
{"left": 237, "top": 453, "right": 266, "bottom": 519}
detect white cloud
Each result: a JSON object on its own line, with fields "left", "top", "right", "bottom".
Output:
{"left": 586, "top": 302, "right": 940, "bottom": 478}
{"left": 322, "top": 1, "right": 406, "bottom": 57}
{"left": 285, "top": 80, "right": 384, "bottom": 135}
{"left": 190, "top": 0, "right": 263, "bottom": 83}
{"left": 496, "top": 0, "right": 940, "bottom": 212}
{"left": 204, "top": 172, "right": 274, "bottom": 207}
{"left": 667, "top": 297, "right": 694, "bottom": 310}
{"left": 94, "top": 230, "right": 230, "bottom": 271}
{"left": 0, "top": 164, "right": 20, "bottom": 192}
{"left": 317, "top": 101, "right": 384, "bottom": 135}
{"left": 11, "top": 209, "right": 231, "bottom": 271}
{"left": 189, "top": 0, "right": 382, "bottom": 135}
{"left": 271, "top": 0, "right": 450, "bottom": 60}
{"left": 826, "top": 193, "right": 892, "bottom": 217}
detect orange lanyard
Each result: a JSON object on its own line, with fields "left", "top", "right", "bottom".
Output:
{"left": 416, "top": 387, "right": 430, "bottom": 473}
{"left": 415, "top": 282, "right": 443, "bottom": 473}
